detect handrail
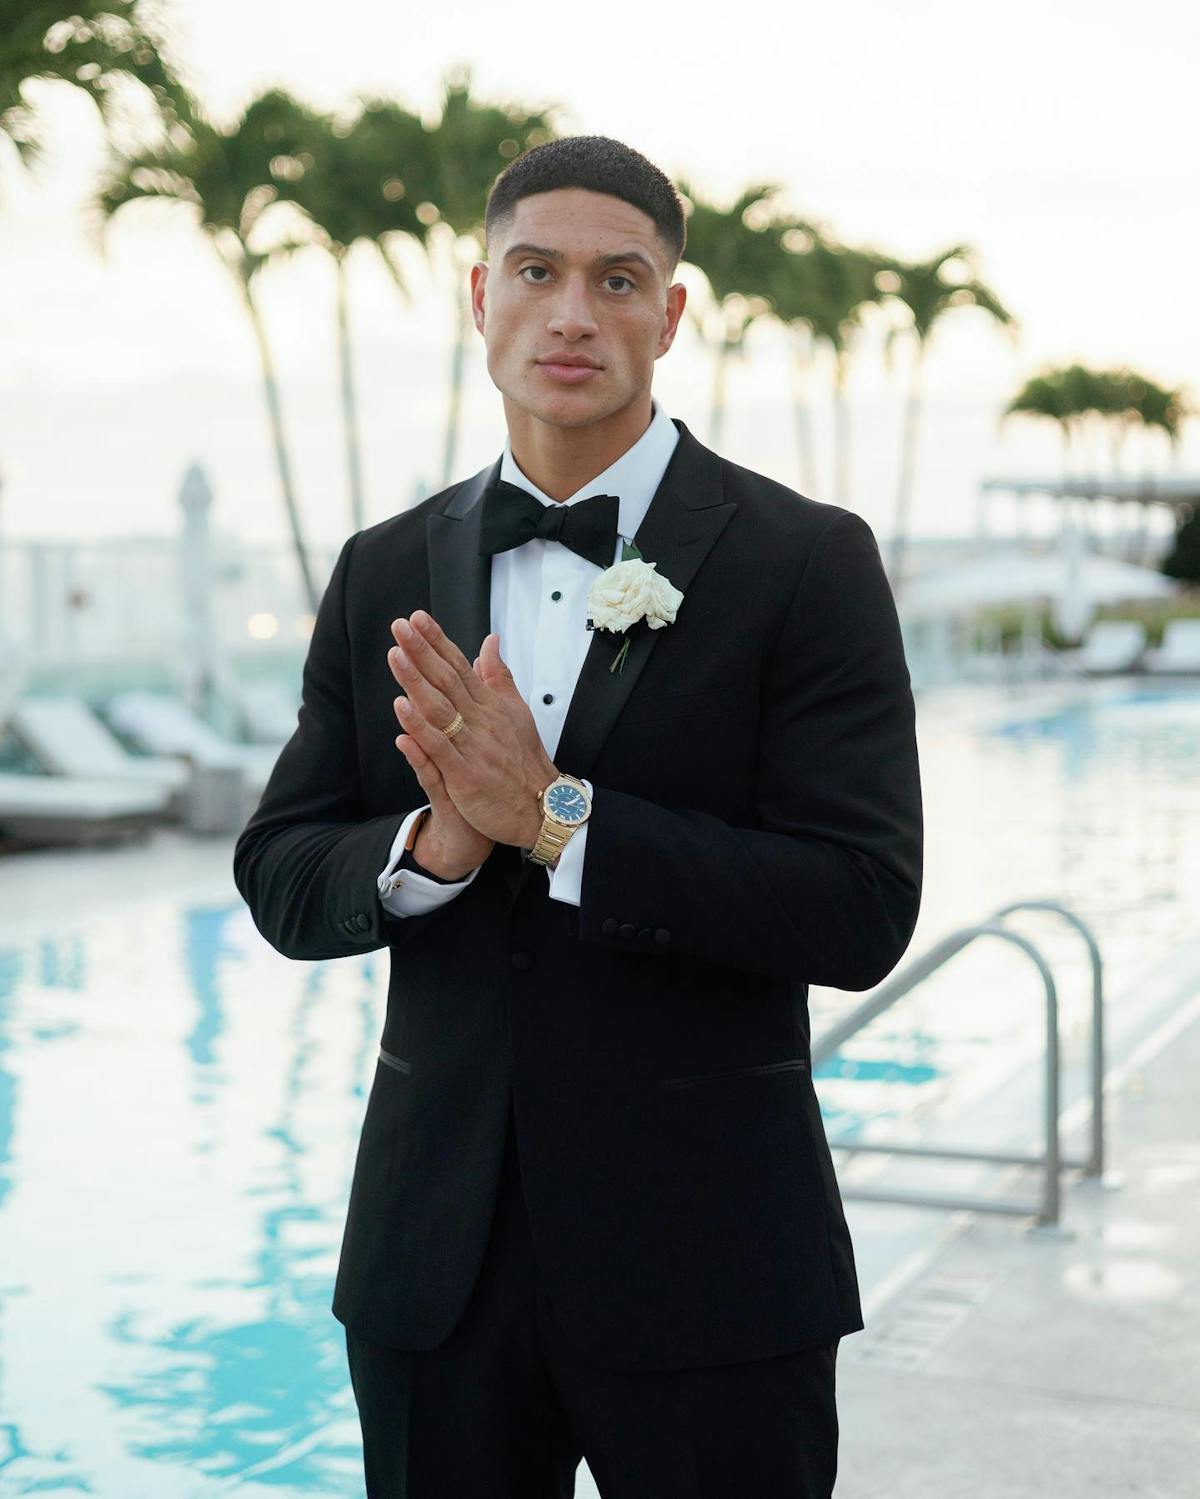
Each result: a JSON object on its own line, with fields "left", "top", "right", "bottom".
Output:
{"left": 813, "top": 901, "right": 1104, "bottom": 1226}
{"left": 992, "top": 900, "right": 1104, "bottom": 1178}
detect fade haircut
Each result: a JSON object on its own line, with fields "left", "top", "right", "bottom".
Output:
{"left": 484, "top": 135, "right": 686, "bottom": 274}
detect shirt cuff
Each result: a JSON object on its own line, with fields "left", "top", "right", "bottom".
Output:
{"left": 546, "top": 778, "right": 592, "bottom": 907}
{"left": 377, "top": 805, "right": 481, "bottom": 918}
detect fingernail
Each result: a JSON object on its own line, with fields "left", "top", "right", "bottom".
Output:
{"left": 397, "top": 698, "right": 411, "bottom": 716}
{"left": 396, "top": 619, "right": 413, "bottom": 639}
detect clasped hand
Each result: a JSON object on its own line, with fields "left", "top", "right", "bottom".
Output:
{"left": 388, "top": 611, "right": 558, "bottom": 877}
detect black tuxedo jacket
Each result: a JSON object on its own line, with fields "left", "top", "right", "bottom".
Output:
{"left": 233, "top": 419, "right": 923, "bottom": 1371}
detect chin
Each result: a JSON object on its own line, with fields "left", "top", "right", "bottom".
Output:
{"left": 513, "top": 386, "right": 620, "bottom": 431}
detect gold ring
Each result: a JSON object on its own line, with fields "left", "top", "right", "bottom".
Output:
{"left": 440, "top": 710, "right": 465, "bottom": 739}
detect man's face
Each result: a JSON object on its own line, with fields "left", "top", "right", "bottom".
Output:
{"left": 470, "top": 187, "right": 686, "bottom": 431}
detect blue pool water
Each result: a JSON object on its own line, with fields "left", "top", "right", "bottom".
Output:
{"left": 1, "top": 679, "right": 1198, "bottom": 1494}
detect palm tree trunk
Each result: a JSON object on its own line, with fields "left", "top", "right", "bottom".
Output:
{"left": 888, "top": 340, "right": 926, "bottom": 590}
{"left": 832, "top": 351, "right": 850, "bottom": 508}
{"left": 791, "top": 329, "right": 817, "bottom": 495}
{"left": 441, "top": 278, "right": 471, "bottom": 488}
{"left": 335, "top": 253, "right": 367, "bottom": 534}
{"left": 241, "top": 277, "right": 319, "bottom": 613}
{"left": 710, "top": 322, "right": 733, "bottom": 451}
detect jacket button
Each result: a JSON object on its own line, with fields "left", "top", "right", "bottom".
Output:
{"left": 654, "top": 928, "right": 671, "bottom": 948}
{"left": 354, "top": 913, "right": 370, "bottom": 932}
{"left": 637, "top": 927, "right": 653, "bottom": 943}
{"left": 618, "top": 923, "right": 636, "bottom": 942}
{"left": 601, "top": 917, "right": 619, "bottom": 937}
{"left": 510, "top": 949, "right": 534, "bottom": 971}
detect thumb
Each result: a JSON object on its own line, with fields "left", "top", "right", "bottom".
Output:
{"left": 477, "top": 632, "right": 515, "bottom": 690}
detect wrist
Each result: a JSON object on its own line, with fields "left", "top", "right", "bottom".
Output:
{"left": 413, "top": 818, "right": 483, "bottom": 882}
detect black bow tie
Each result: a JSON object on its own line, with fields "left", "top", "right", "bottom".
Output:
{"left": 479, "top": 479, "right": 619, "bottom": 571}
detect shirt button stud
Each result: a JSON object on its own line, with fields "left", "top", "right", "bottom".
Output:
{"left": 542, "top": 692, "right": 554, "bottom": 705}
{"left": 551, "top": 590, "right": 562, "bottom": 601}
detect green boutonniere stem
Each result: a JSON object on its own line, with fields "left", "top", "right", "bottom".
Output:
{"left": 608, "top": 538, "right": 642, "bottom": 672}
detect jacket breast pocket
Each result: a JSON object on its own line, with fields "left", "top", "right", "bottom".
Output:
{"left": 659, "top": 1058, "right": 810, "bottom": 1092}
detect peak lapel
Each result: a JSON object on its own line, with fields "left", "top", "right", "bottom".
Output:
{"left": 425, "top": 457, "right": 499, "bottom": 668}
{"left": 553, "top": 421, "right": 736, "bottom": 781}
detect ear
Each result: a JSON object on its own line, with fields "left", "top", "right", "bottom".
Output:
{"left": 656, "top": 280, "right": 688, "bottom": 359}
{"left": 470, "top": 262, "right": 488, "bottom": 335}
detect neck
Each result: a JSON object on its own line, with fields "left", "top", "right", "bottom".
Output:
{"left": 504, "top": 393, "right": 654, "bottom": 502}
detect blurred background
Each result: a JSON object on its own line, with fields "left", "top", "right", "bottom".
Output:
{"left": 1, "top": 3, "right": 1198, "bottom": 1496}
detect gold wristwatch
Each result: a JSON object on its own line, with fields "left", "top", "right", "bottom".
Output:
{"left": 526, "top": 774, "right": 592, "bottom": 866}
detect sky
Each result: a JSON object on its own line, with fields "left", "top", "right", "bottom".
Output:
{"left": 1, "top": 0, "right": 1197, "bottom": 548}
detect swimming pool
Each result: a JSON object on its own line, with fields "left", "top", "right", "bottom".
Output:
{"left": 2, "top": 678, "right": 1197, "bottom": 1494}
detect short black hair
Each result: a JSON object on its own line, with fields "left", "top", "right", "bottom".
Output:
{"left": 485, "top": 135, "right": 686, "bottom": 273}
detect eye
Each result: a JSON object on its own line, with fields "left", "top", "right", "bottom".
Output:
{"left": 519, "top": 265, "right": 551, "bottom": 283}
{"left": 605, "top": 275, "right": 635, "bottom": 293}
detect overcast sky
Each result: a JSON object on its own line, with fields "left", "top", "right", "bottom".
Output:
{"left": 1, "top": 0, "right": 1197, "bottom": 546}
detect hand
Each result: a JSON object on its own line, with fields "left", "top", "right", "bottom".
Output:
{"left": 388, "top": 611, "right": 556, "bottom": 849}
{"left": 401, "top": 737, "right": 494, "bottom": 881}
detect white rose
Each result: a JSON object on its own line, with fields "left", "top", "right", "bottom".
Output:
{"left": 587, "top": 558, "right": 684, "bottom": 634}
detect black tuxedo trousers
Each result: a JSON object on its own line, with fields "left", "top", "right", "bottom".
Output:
{"left": 233, "top": 420, "right": 924, "bottom": 1372}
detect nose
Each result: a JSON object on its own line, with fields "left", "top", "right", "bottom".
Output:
{"left": 546, "top": 274, "right": 599, "bottom": 341}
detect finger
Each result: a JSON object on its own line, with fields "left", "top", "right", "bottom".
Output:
{"left": 478, "top": 632, "right": 519, "bottom": 695}
{"left": 401, "top": 617, "right": 485, "bottom": 710}
{"left": 396, "top": 734, "right": 456, "bottom": 808}
{"left": 408, "top": 611, "right": 485, "bottom": 698}
{"left": 395, "top": 730, "right": 443, "bottom": 785}
{"left": 389, "top": 653, "right": 460, "bottom": 738}
{"left": 394, "top": 694, "right": 463, "bottom": 768}
{"left": 389, "top": 620, "right": 466, "bottom": 712}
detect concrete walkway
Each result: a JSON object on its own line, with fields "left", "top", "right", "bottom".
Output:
{"left": 834, "top": 987, "right": 1200, "bottom": 1498}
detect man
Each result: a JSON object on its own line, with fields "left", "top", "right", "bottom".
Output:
{"left": 234, "top": 135, "right": 923, "bottom": 1497}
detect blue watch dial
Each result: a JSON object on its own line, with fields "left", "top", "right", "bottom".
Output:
{"left": 545, "top": 783, "right": 588, "bottom": 824}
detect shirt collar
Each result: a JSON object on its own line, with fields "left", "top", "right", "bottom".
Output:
{"left": 499, "top": 398, "right": 680, "bottom": 547}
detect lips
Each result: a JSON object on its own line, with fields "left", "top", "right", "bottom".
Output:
{"left": 537, "top": 359, "right": 602, "bottom": 384}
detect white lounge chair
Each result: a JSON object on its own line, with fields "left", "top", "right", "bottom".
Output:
{"left": 104, "top": 691, "right": 284, "bottom": 832}
{"left": 12, "top": 696, "right": 190, "bottom": 806}
{"left": 226, "top": 679, "right": 300, "bottom": 746}
{"left": 105, "top": 691, "right": 281, "bottom": 787}
{"left": 1144, "top": 619, "right": 1200, "bottom": 675}
{"left": 0, "top": 771, "right": 169, "bottom": 847}
{"left": 1061, "top": 620, "right": 1147, "bottom": 675}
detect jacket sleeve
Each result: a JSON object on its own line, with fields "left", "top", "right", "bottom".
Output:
{"left": 577, "top": 510, "right": 923, "bottom": 989}
{"left": 233, "top": 533, "right": 455, "bottom": 961}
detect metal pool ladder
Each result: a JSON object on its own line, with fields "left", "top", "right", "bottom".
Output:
{"left": 812, "top": 900, "right": 1104, "bottom": 1227}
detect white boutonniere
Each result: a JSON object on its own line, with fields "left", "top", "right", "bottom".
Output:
{"left": 586, "top": 539, "right": 685, "bottom": 673}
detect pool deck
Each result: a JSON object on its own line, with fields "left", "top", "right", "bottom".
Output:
{"left": 834, "top": 981, "right": 1200, "bottom": 1499}
{"left": 4, "top": 828, "right": 1200, "bottom": 1497}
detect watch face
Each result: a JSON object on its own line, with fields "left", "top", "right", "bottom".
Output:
{"left": 545, "top": 781, "right": 589, "bottom": 824}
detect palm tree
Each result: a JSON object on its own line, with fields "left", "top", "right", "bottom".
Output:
{"left": 1, "top": 2, "right": 188, "bottom": 192}
{"left": 676, "top": 181, "right": 784, "bottom": 451}
{"left": 771, "top": 233, "right": 888, "bottom": 506}
{"left": 96, "top": 88, "right": 324, "bottom": 610}
{"left": 415, "top": 70, "right": 556, "bottom": 487}
{"left": 1003, "top": 365, "right": 1085, "bottom": 473}
{"left": 881, "top": 245, "right": 1015, "bottom": 588}
{"left": 1003, "top": 364, "right": 1191, "bottom": 555}
{"left": 264, "top": 98, "right": 432, "bottom": 532}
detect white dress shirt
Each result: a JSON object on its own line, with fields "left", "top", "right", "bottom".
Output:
{"left": 376, "top": 397, "right": 681, "bottom": 919}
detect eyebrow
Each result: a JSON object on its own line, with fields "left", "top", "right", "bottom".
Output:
{"left": 501, "top": 242, "right": 658, "bottom": 276}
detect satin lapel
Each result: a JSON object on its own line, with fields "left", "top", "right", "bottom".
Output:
{"left": 553, "top": 421, "right": 737, "bottom": 782}
{"left": 426, "top": 456, "right": 525, "bottom": 898}
{"left": 425, "top": 456, "right": 500, "bottom": 667}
